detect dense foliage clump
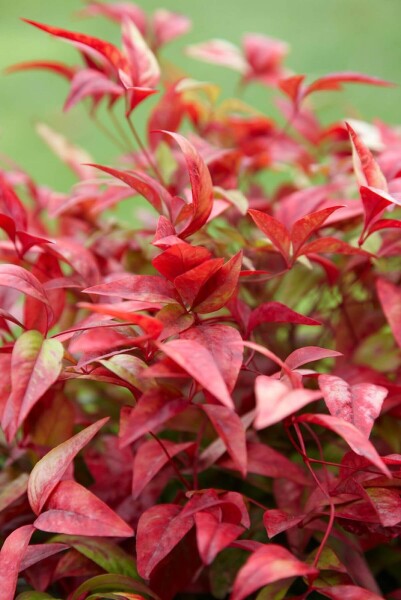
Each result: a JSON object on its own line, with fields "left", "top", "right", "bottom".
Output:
{"left": 1, "top": 3, "right": 401, "bottom": 599}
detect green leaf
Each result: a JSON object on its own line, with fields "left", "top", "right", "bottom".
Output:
{"left": 51, "top": 535, "right": 138, "bottom": 578}
{"left": 71, "top": 574, "right": 160, "bottom": 600}
{"left": 16, "top": 593, "right": 60, "bottom": 600}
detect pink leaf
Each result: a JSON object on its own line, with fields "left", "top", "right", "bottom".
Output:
{"left": 346, "top": 122, "right": 387, "bottom": 191}
{"left": 299, "top": 236, "right": 371, "bottom": 257}
{"left": 90, "top": 164, "right": 172, "bottom": 215}
{"left": 132, "top": 439, "right": 194, "bottom": 499}
{"left": 28, "top": 417, "right": 109, "bottom": 515}
{"left": 319, "top": 374, "right": 387, "bottom": 437}
{"left": 231, "top": 544, "right": 318, "bottom": 600}
{"left": 136, "top": 504, "right": 193, "bottom": 579}
{"left": 19, "top": 542, "right": 68, "bottom": 571}
{"left": 376, "top": 277, "right": 401, "bottom": 348}
{"left": 296, "top": 413, "right": 390, "bottom": 477}
{"left": 158, "top": 339, "right": 234, "bottom": 408}
{"left": 186, "top": 39, "right": 247, "bottom": 73}
{"left": 119, "top": 390, "right": 188, "bottom": 447}
{"left": 195, "top": 511, "right": 244, "bottom": 565}
{"left": 318, "top": 585, "right": 385, "bottom": 600}
{"left": 0, "top": 525, "right": 35, "bottom": 600}
{"left": 152, "top": 9, "right": 191, "bottom": 48}
{"left": 34, "top": 480, "right": 133, "bottom": 537}
{"left": 254, "top": 375, "right": 322, "bottom": 429}
{"left": 181, "top": 324, "right": 243, "bottom": 392}
{"left": 202, "top": 404, "right": 247, "bottom": 477}
{"left": 285, "top": 346, "right": 342, "bottom": 371}
{"left": 263, "top": 509, "right": 304, "bottom": 539}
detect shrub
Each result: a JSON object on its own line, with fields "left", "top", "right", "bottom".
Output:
{"left": 1, "top": 3, "right": 401, "bottom": 599}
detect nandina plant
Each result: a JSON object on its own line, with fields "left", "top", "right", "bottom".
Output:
{"left": 1, "top": 3, "right": 401, "bottom": 599}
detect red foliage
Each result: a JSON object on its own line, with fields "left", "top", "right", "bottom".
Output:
{"left": 1, "top": 3, "right": 401, "bottom": 599}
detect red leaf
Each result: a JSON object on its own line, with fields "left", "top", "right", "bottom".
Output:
{"left": 195, "top": 511, "right": 244, "bottom": 565}
{"left": 0, "top": 264, "right": 51, "bottom": 313}
{"left": 90, "top": 163, "right": 172, "bottom": 214}
{"left": 359, "top": 186, "right": 395, "bottom": 237}
{"left": 367, "top": 218, "right": 401, "bottom": 235}
{"left": 64, "top": 68, "right": 123, "bottom": 112}
{"left": 299, "top": 236, "right": 371, "bottom": 257}
{"left": 285, "top": 346, "right": 342, "bottom": 371}
{"left": 78, "top": 302, "right": 163, "bottom": 339}
{"left": 6, "top": 60, "right": 75, "bottom": 80}
{"left": 1, "top": 330, "right": 64, "bottom": 442}
{"left": 192, "top": 251, "right": 243, "bottom": 314}
{"left": 23, "top": 19, "right": 126, "bottom": 71}
{"left": 174, "top": 258, "right": 224, "bottom": 308}
{"left": 158, "top": 339, "right": 233, "bottom": 408}
{"left": 34, "top": 480, "right": 133, "bottom": 537}
{"left": 254, "top": 375, "right": 322, "bottom": 429}
{"left": 132, "top": 439, "right": 194, "bottom": 499}
{"left": 84, "top": 275, "right": 175, "bottom": 304}
{"left": 161, "top": 131, "right": 213, "bottom": 238}
{"left": 0, "top": 525, "right": 35, "bottom": 600}
{"left": 153, "top": 243, "right": 212, "bottom": 281}
{"left": 248, "top": 209, "right": 291, "bottom": 262}
{"left": 181, "top": 324, "right": 243, "bottom": 392}
{"left": 231, "top": 544, "right": 318, "bottom": 600}
{"left": 291, "top": 206, "right": 343, "bottom": 257}
{"left": 119, "top": 390, "right": 188, "bottom": 447}
{"left": 28, "top": 417, "right": 108, "bottom": 515}
{"left": 376, "top": 277, "right": 401, "bottom": 348}
{"left": 136, "top": 504, "right": 193, "bottom": 579}
{"left": 219, "top": 442, "right": 308, "bottom": 485}
{"left": 305, "top": 71, "right": 393, "bottom": 96}
{"left": 248, "top": 301, "right": 321, "bottom": 334}
{"left": 319, "top": 374, "right": 387, "bottom": 437}
{"left": 296, "top": 413, "right": 390, "bottom": 477}
{"left": 19, "top": 542, "right": 68, "bottom": 571}
{"left": 202, "top": 404, "right": 247, "bottom": 477}
{"left": 263, "top": 509, "right": 304, "bottom": 539}
{"left": 346, "top": 122, "right": 387, "bottom": 191}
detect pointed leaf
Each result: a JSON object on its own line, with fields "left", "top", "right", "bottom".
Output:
{"left": 285, "top": 346, "right": 342, "bottom": 371}
{"left": 2, "top": 330, "right": 64, "bottom": 441}
{"left": 248, "top": 209, "right": 291, "bottom": 261}
{"left": 296, "top": 413, "right": 390, "bottom": 477}
{"left": 34, "top": 480, "right": 133, "bottom": 537}
{"left": 158, "top": 339, "right": 233, "bottom": 408}
{"left": 192, "top": 251, "right": 243, "bottom": 313}
{"left": 346, "top": 122, "right": 387, "bottom": 191}
{"left": 231, "top": 544, "right": 318, "bottom": 600}
{"left": 254, "top": 375, "right": 322, "bottom": 429}
{"left": 202, "top": 404, "right": 247, "bottom": 477}
{"left": 376, "top": 277, "right": 401, "bottom": 348}
{"left": 248, "top": 302, "right": 321, "bottom": 334}
{"left": 0, "top": 525, "right": 35, "bottom": 600}
{"left": 161, "top": 131, "right": 213, "bottom": 238}
{"left": 195, "top": 511, "right": 244, "bottom": 565}
{"left": 291, "top": 206, "right": 343, "bottom": 257}
{"left": 319, "top": 374, "right": 387, "bottom": 437}
{"left": 28, "top": 417, "right": 108, "bottom": 514}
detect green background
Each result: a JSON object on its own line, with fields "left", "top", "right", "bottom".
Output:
{"left": 1, "top": 0, "right": 400, "bottom": 192}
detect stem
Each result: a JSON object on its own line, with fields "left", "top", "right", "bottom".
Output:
{"left": 109, "top": 109, "right": 135, "bottom": 152}
{"left": 126, "top": 116, "right": 165, "bottom": 184}
{"left": 89, "top": 111, "right": 130, "bottom": 154}
{"left": 149, "top": 431, "right": 191, "bottom": 491}
{"left": 293, "top": 423, "right": 335, "bottom": 568}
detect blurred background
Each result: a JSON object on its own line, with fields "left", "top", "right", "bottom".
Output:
{"left": 1, "top": 0, "right": 401, "bottom": 192}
